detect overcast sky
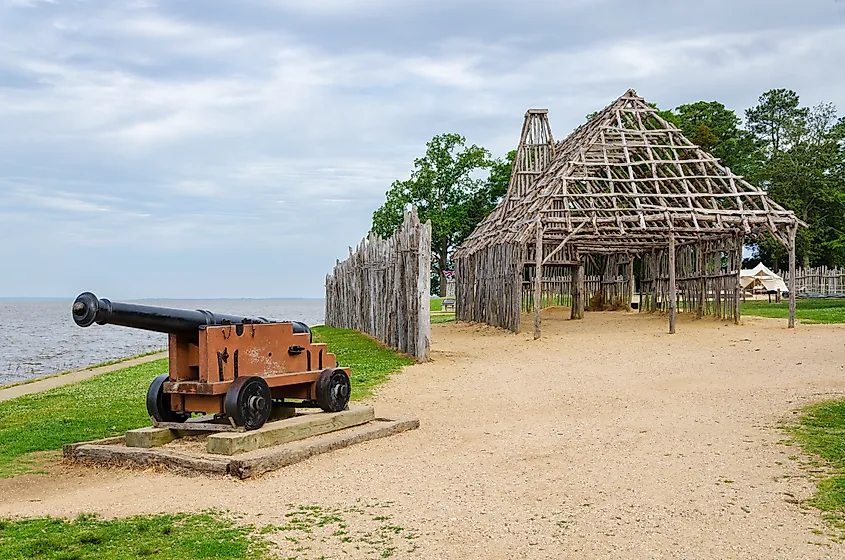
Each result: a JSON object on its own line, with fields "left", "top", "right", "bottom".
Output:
{"left": 1, "top": 0, "right": 843, "bottom": 299}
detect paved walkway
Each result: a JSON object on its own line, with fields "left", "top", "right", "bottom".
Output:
{"left": 0, "top": 352, "right": 168, "bottom": 403}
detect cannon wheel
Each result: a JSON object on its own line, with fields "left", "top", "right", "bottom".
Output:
{"left": 146, "top": 373, "right": 189, "bottom": 423}
{"left": 225, "top": 377, "right": 272, "bottom": 430}
{"left": 316, "top": 368, "right": 351, "bottom": 412}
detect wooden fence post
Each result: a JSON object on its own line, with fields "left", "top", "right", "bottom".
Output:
{"left": 668, "top": 232, "right": 677, "bottom": 334}
{"left": 571, "top": 260, "right": 584, "bottom": 320}
{"left": 788, "top": 224, "right": 796, "bottom": 329}
{"left": 534, "top": 219, "right": 543, "bottom": 340}
{"left": 734, "top": 234, "right": 742, "bottom": 325}
{"left": 416, "top": 218, "right": 432, "bottom": 361}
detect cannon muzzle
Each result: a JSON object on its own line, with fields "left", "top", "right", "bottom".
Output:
{"left": 72, "top": 292, "right": 311, "bottom": 338}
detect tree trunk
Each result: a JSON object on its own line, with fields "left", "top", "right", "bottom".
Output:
{"left": 801, "top": 210, "right": 810, "bottom": 269}
{"left": 438, "top": 237, "right": 448, "bottom": 297}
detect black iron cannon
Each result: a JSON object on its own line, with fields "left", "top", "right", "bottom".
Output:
{"left": 72, "top": 292, "right": 311, "bottom": 339}
{"left": 70, "top": 292, "right": 349, "bottom": 430}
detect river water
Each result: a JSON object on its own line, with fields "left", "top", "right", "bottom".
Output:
{"left": 0, "top": 298, "right": 325, "bottom": 385}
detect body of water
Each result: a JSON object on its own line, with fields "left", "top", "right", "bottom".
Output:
{"left": 0, "top": 298, "right": 325, "bottom": 385}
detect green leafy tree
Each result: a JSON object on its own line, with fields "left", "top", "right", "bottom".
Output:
{"left": 372, "top": 134, "right": 509, "bottom": 296}
{"left": 746, "top": 91, "right": 845, "bottom": 269}
{"left": 670, "top": 101, "right": 758, "bottom": 177}
{"left": 745, "top": 88, "right": 809, "bottom": 158}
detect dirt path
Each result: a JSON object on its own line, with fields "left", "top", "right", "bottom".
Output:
{"left": 3, "top": 311, "right": 845, "bottom": 559}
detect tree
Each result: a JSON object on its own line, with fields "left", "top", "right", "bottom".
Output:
{"left": 670, "top": 101, "right": 758, "bottom": 177}
{"left": 745, "top": 88, "right": 808, "bottom": 158}
{"left": 371, "top": 133, "right": 501, "bottom": 296}
{"left": 746, "top": 90, "right": 845, "bottom": 269}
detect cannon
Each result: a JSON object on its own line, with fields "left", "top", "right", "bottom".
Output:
{"left": 72, "top": 292, "right": 351, "bottom": 430}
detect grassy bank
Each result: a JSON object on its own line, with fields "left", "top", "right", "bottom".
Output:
{"left": 0, "top": 326, "right": 412, "bottom": 478}
{"left": 742, "top": 298, "right": 845, "bottom": 324}
{"left": 311, "top": 326, "right": 413, "bottom": 400}
{"left": 789, "top": 398, "right": 845, "bottom": 532}
{"left": 0, "top": 349, "right": 166, "bottom": 392}
{"left": 0, "top": 512, "right": 272, "bottom": 560}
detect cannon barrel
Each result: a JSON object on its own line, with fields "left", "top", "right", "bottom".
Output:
{"left": 72, "top": 292, "right": 311, "bottom": 338}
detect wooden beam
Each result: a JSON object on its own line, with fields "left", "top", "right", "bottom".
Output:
{"left": 542, "top": 221, "right": 586, "bottom": 265}
{"left": 734, "top": 234, "right": 742, "bottom": 325}
{"left": 788, "top": 224, "right": 796, "bottom": 329}
{"left": 615, "top": 110, "right": 646, "bottom": 228}
{"left": 668, "top": 231, "right": 677, "bottom": 334}
{"left": 697, "top": 243, "right": 705, "bottom": 319}
{"left": 627, "top": 253, "right": 635, "bottom": 311}
{"left": 571, "top": 261, "right": 584, "bottom": 320}
{"left": 534, "top": 219, "right": 543, "bottom": 339}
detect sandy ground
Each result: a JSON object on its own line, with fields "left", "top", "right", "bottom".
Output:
{"left": 3, "top": 310, "right": 845, "bottom": 559}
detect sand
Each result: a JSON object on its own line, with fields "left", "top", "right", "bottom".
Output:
{"left": 2, "top": 309, "right": 845, "bottom": 559}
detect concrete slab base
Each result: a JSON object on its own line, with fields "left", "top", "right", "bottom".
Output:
{"left": 64, "top": 414, "right": 419, "bottom": 479}
{"left": 207, "top": 405, "right": 375, "bottom": 455}
{"left": 126, "top": 406, "right": 300, "bottom": 449}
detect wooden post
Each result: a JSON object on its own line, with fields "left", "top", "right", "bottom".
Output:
{"left": 534, "top": 219, "right": 542, "bottom": 339}
{"left": 788, "top": 224, "right": 796, "bottom": 328}
{"left": 696, "top": 243, "right": 705, "bottom": 319}
{"left": 734, "top": 234, "right": 742, "bottom": 325}
{"left": 571, "top": 260, "right": 584, "bottom": 320}
{"left": 668, "top": 232, "right": 677, "bottom": 334}
{"left": 416, "top": 218, "right": 432, "bottom": 361}
{"left": 627, "top": 253, "right": 635, "bottom": 311}
{"left": 577, "top": 263, "right": 585, "bottom": 318}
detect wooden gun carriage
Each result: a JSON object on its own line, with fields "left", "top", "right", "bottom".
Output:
{"left": 72, "top": 292, "right": 351, "bottom": 430}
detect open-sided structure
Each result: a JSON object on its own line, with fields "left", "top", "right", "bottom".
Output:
{"left": 455, "top": 90, "right": 803, "bottom": 336}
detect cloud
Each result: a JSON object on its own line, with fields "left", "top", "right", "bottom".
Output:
{"left": 0, "top": 0, "right": 844, "bottom": 297}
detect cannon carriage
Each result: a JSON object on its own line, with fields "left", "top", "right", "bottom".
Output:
{"left": 72, "top": 292, "right": 351, "bottom": 430}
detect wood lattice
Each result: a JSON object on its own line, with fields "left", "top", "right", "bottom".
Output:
{"left": 456, "top": 89, "right": 801, "bottom": 260}
{"left": 455, "top": 89, "right": 804, "bottom": 334}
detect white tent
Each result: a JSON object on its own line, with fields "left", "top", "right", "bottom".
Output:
{"left": 741, "top": 263, "right": 788, "bottom": 293}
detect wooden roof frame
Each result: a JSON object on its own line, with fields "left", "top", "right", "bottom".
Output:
{"left": 455, "top": 90, "right": 803, "bottom": 259}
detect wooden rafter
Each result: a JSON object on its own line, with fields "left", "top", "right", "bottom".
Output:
{"left": 455, "top": 89, "right": 803, "bottom": 259}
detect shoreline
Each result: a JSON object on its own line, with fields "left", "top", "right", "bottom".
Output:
{"left": 0, "top": 351, "right": 169, "bottom": 403}
{"left": 0, "top": 349, "right": 167, "bottom": 392}
{"left": 0, "top": 321, "right": 331, "bottom": 398}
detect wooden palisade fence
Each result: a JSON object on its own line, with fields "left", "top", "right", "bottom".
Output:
{"left": 782, "top": 266, "right": 845, "bottom": 296}
{"left": 325, "top": 208, "right": 432, "bottom": 362}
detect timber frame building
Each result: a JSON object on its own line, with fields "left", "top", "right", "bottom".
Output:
{"left": 454, "top": 90, "right": 803, "bottom": 336}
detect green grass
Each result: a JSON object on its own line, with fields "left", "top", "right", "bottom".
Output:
{"left": 0, "top": 502, "right": 421, "bottom": 559}
{"left": 789, "top": 399, "right": 845, "bottom": 530}
{"left": 0, "top": 327, "right": 411, "bottom": 477}
{"left": 80, "top": 350, "right": 166, "bottom": 370}
{"left": 430, "top": 297, "right": 456, "bottom": 323}
{"left": 312, "top": 326, "right": 413, "bottom": 400}
{"left": 0, "top": 359, "right": 168, "bottom": 477}
{"left": 742, "top": 298, "right": 845, "bottom": 324}
{"left": 0, "top": 512, "right": 273, "bottom": 560}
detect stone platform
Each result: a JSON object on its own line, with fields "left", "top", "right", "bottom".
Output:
{"left": 63, "top": 405, "right": 419, "bottom": 479}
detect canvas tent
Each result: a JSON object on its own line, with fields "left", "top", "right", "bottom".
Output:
{"left": 741, "top": 263, "right": 788, "bottom": 294}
